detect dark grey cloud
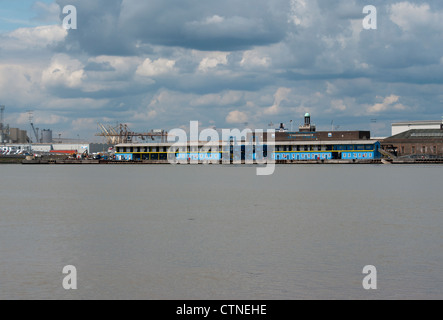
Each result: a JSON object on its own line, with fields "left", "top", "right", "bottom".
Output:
{"left": 56, "top": 0, "right": 289, "bottom": 55}
{"left": 84, "top": 61, "right": 115, "bottom": 72}
{"left": 358, "top": 4, "right": 443, "bottom": 71}
{"left": 56, "top": 0, "right": 134, "bottom": 55}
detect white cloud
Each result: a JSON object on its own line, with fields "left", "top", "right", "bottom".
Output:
{"left": 197, "top": 52, "right": 229, "bottom": 72}
{"left": 263, "top": 88, "right": 291, "bottom": 115}
{"left": 148, "top": 90, "right": 177, "bottom": 108}
{"left": 147, "top": 110, "right": 158, "bottom": 119}
{"left": 240, "top": 50, "right": 270, "bottom": 68}
{"left": 132, "top": 108, "right": 160, "bottom": 122}
{"left": 17, "top": 112, "right": 68, "bottom": 125}
{"left": 0, "top": 64, "right": 45, "bottom": 107}
{"left": 226, "top": 110, "right": 248, "bottom": 124}
{"left": 16, "top": 113, "right": 30, "bottom": 125}
{"left": 330, "top": 99, "right": 347, "bottom": 112}
{"left": 8, "top": 25, "right": 67, "bottom": 48}
{"left": 72, "top": 118, "right": 98, "bottom": 130}
{"left": 42, "top": 54, "right": 86, "bottom": 89}
{"left": 204, "top": 15, "right": 225, "bottom": 25}
{"left": 367, "top": 95, "right": 407, "bottom": 113}
{"left": 288, "top": 0, "right": 319, "bottom": 27}
{"left": 136, "top": 58, "right": 176, "bottom": 77}
{"left": 390, "top": 2, "right": 443, "bottom": 32}
{"left": 39, "top": 114, "right": 68, "bottom": 125}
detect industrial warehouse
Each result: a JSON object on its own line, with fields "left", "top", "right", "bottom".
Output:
{"left": 0, "top": 106, "right": 112, "bottom": 161}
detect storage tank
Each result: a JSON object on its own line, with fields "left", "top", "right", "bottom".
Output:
{"left": 41, "top": 129, "right": 53, "bottom": 143}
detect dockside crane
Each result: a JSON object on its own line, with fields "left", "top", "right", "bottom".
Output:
{"left": 27, "top": 110, "right": 40, "bottom": 143}
{"left": 97, "top": 122, "right": 120, "bottom": 144}
{"left": 0, "top": 105, "right": 5, "bottom": 137}
{"left": 0, "top": 105, "right": 5, "bottom": 143}
{"left": 95, "top": 123, "right": 173, "bottom": 144}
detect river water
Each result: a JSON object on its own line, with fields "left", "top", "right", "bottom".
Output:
{"left": 0, "top": 164, "right": 442, "bottom": 300}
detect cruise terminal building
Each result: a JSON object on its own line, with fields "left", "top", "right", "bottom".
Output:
{"left": 115, "top": 114, "right": 382, "bottom": 163}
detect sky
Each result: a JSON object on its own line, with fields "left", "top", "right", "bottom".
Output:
{"left": 0, "top": 0, "right": 442, "bottom": 141}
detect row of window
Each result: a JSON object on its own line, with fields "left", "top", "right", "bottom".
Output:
{"left": 117, "top": 146, "right": 172, "bottom": 153}
{"left": 402, "top": 146, "right": 439, "bottom": 154}
{"left": 275, "top": 145, "right": 374, "bottom": 151}
{"left": 333, "top": 145, "right": 374, "bottom": 151}
{"left": 275, "top": 145, "right": 332, "bottom": 151}
{"left": 117, "top": 144, "right": 376, "bottom": 153}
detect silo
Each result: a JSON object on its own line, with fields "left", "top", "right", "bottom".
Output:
{"left": 41, "top": 129, "right": 53, "bottom": 143}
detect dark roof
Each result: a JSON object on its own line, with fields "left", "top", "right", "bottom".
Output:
{"left": 385, "top": 129, "right": 443, "bottom": 141}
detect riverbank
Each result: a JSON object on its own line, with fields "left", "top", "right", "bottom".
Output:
{"left": 2, "top": 155, "right": 441, "bottom": 165}
{"left": 19, "top": 158, "right": 443, "bottom": 165}
{"left": 0, "top": 156, "right": 25, "bottom": 164}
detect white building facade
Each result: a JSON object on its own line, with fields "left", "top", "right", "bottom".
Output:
{"left": 392, "top": 120, "right": 443, "bottom": 136}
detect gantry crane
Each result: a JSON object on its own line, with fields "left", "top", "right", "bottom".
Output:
{"left": 96, "top": 123, "right": 172, "bottom": 144}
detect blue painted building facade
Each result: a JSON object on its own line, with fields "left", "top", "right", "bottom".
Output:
{"left": 115, "top": 141, "right": 381, "bottom": 162}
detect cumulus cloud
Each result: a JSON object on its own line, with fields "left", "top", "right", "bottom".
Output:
{"left": 17, "top": 112, "right": 68, "bottom": 125}
{"left": 226, "top": 110, "right": 248, "bottom": 124}
{"left": 42, "top": 54, "right": 86, "bottom": 89}
{"left": 72, "top": 117, "right": 98, "bottom": 130}
{"left": 6, "top": 25, "right": 67, "bottom": 49}
{"left": 240, "top": 50, "right": 271, "bottom": 68}
{"left": 264, "top": 88, "right": 292, "bottom": 115}
{"left": 0, "top": 64, "right": 44, "bottom": 107}
{"left": 0, "top": 0, "right": 442, "bottom": 139}
{"left": 367, "top": 95, "right": 407, "bottom": 113}
{"left": 54, "top": 0, "right": 289, "bottom": 54}
{"left": 390, "top": 2, "right": 443, "bottom": 32}
{"left": 288, "top": 0, "right": 318, "bottom": 27}
{"left": 136, "top": 58, "right": 176, "bottom": 77}
{"left": 197, "top": 52, "right": 229, "bottom": 72}
{"left": 330, "top": 99, "right": 347, "bottom": 112}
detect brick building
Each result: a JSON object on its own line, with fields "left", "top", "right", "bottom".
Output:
{"left": 382, "top": 129, "right": 443, "bottom": 158}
